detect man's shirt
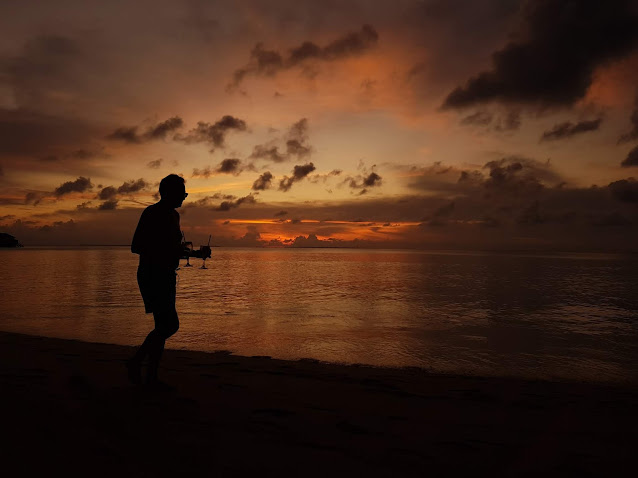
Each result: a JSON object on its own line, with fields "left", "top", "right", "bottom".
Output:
{"left": 131, "top": 201, "right": 182, "bottom": 270}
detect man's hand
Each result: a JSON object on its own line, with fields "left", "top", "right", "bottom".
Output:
{"left": 189, "top": 246, "right": 212, "bottom": 259}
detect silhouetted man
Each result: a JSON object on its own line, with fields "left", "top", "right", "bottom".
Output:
{"left": 127, "top": 174, "right": 187, "bottom": 388}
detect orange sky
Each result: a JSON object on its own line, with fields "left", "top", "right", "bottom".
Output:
{"left": 1, "top": 0, "right": 638, "bottom": 250}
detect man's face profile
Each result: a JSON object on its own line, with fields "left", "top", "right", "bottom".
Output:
{"left": 162, "top": 184, "right": 187, "bottom": 208}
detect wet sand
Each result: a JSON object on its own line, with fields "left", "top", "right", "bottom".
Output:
{"left": 1, "top": 331, "right": 636, "bottom": 477}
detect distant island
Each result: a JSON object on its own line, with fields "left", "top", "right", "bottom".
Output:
{"left": 0, "top": 233, "right": 23, "bottom": 248}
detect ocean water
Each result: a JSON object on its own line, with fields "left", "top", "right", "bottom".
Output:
{"left": 1, "top": 246, "right": 637, "bottom": 383}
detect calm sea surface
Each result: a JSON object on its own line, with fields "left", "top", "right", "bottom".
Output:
{"left": 1, "top": 246, "right": 637, "bottom": 383}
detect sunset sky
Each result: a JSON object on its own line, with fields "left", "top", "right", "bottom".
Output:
{"left": 2, "top": 0, "right": 638, "bottom": 250}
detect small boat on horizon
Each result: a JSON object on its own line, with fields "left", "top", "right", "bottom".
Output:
{"left": 0, "top": 233, "right": 23, "bottom": 248}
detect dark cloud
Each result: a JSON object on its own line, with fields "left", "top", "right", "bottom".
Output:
{"left": 420, "top": 201, "right": 456, "bottom": 227}
{"left": 117, "top": 178, "right": 148, "bottom": 194}
{"left": 232, "top": 228, "right": 264, "bottom": 247}
{"left": 304, "top": 25, "right": 378, "bottom": 61}
{"left": 192, "top": 158, "right": 243, "bottom": 178}
{"left": 210, "top": 193, "right": 236, "bottom": 200}
{"left": 442, "top": 0, "right": 638, "bottom": 109}
{"left": 250, "top": 118, "right": 312, "bottom": 164}
{"left": 252, "top": 171, "right": 274, "bottom": 191}
{"left": 281, "top": 233, "right": 368, "bottom": 249}
{"left": 288, "top": 118, "right": 307, "bottom": 137}
{"left": 309, "top": 169, "right": 342, "bottom": 184}
{"left": 106, "top": 126, "right": 141, "bottom": 143}
{"left": 96, "top": 179, "right": 146, "bottom": 201}
{"left": 618, "top": 101, "right": 638, "bottom": 144}
{"left": 345, "top": 167, "right": 383, "bottom": 192}
{"left": 274, "top": 210, "right": 288, "bottom": 217}
{"left": 471, "top": 156, "right": 563, "bottom": 195}
{"left": 540, "top": 119, "right": 602, "bottom": 142}
{"left": 54, "top": 176, "right": 93, "bottom": 197}
{"left": 250, "top": 145, "right": 287, "bottom": 163}
{"left": 482, "top": 157, "right": 548, "bottom": 194}
{"left": 232, "top": 43, "right": 283, "bottom": 88}
{"left": 401, "top": 0, "right": 520, "bottom": 100}
{"left": 363, "top": 172, "right": 382, "bottom": 187}
{"left": 176, "top": 115, "right": 247, "bottom": 151}
{"left": 279, "top": 163, "right": 316, "bottom": 192}
{"left": 285, "top": 118, "right": 311, "bottom": 158}
{"left": 185, "top": 193, "right": 237, "bottom": 207}
{"left": 97, "top": 186, "right": 117, "bottom": 200}
{"left": 106, "top": 116, "right": 184, "bottom": 144}
{"left": 215, "top": 194, "right": 257, "bottom": 211}
{"left": 229, "top": 25, "right": 378, "bottom": 89}
{"left": 621, "top": 145, "right": 638, "bottom": 167}
{"left": 405, "top": 162, "right": 460, "bottom": 193}
{"left": 608, "top": 178, "right": 638, "bottom": 203}
{"left": 218, "top": 158, "right": 242, "bottom": 174}
{"left": 286, "top": 139, "right": 311, "bottom": 158}
{"left": 147, "top": 158, "right": 163, "bottom": 169}
{"left": 146, "top": 117, "right": 184, "bottom": 140}
{"left": 9, "top": 182, "right": 638, "bottom": 250}
{"left": 98, "top": 199, "right": 118, "bottom": 210}
{"left": 186, "top": 197, "right": 212, "bottom": 207}
{"left": 192, "top": 166, "right": 214, "bottom": 178}
{"left": 407, "top": 157, "right": 564, "bottom": 199}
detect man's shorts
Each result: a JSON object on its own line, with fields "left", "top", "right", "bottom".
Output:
{"left": 137, "top": 265, "right": 176, "bottom": 314}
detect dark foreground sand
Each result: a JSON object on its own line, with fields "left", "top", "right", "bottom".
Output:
{"left": 1, "top": 331, "right": 636, "bottom": 477}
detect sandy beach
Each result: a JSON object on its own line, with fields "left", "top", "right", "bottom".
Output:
{"left": 1, "top": 330, "right": 636, "bottom": 477}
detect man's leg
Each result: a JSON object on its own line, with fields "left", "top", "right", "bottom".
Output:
{"left": 128, "top": 265, "right": 154, "bottom": 385}
{"left": 146, "top": 329, "right": 166, "bottom": 384}
{"left": 146, "top": 309, "right": 179, "bottom": 384}
{"left": 132, "top": 330, "right": 157, "bottom": 363}
{"left": 127, "top": 330, "right": 161, "bottom": 384}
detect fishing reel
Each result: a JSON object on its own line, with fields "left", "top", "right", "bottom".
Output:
{"left": 180, "top": 234, "right": 212, "bottom": 269}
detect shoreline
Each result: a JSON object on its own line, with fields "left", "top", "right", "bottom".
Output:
{"left": 2, "top": 330, "right": 637, "bottom": 476}
{"left": 2, "top": 329, "right": 635, "bottom": 387}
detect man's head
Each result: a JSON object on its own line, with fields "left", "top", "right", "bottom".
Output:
{"left": 159, "top": 174, "right": 187, "bottom": 208}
